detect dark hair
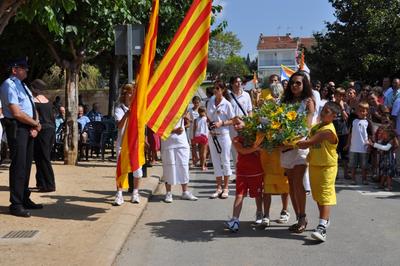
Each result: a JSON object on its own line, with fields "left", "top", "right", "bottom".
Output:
{"left": 324, "top": 101, "right": 341, "bottom": 115}
{"left": 229, "top": 76, "right": 241, "bottom": 85}
{"left": 205, "top": 86, "right": 214, "bottom": 98}
{"left": 214, "top": 79, "right": 230, "bottom": 101}
{"left": 198, "top": 106, "right": 206, "bottom": 113}
{"left": 192, "top": 95, "right": 201, "bottom": 103}
{"left": 281, "top": 71, "right": 312, "bottom": 103}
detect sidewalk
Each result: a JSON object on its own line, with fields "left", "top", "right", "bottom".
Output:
{"left": 0, "top": 159, "right": 163, "bottom": 266}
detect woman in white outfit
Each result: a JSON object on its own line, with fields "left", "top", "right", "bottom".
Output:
{"left": 162, "top": 117, "right": 198, "bottom": 203}
{"left": 280, "top": 71, "right": 315, "bottom": 233}
{"left": 207, "top": 80, "right": 235, "bottom": 199}
{"left": 114, "top": 83, "right": 142, "bottom": 206}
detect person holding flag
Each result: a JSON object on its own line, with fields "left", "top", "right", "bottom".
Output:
{"left": 114, "top": 84, "right": 142, "bottom": 206}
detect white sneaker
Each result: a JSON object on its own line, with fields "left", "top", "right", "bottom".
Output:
{"left": 262, "top": 216, "right": 270, "bottom": 227}
{"left": 255, "top": 211, "right": 263, "bottom": 225}
{"left": 164, "top": 192, "right": 173, "bottom": 203}
{"left": 277, "top": 210, "right": 290, "bottom": 224}
{"left": 131, "top": 192, "right": 140, "bottom": 204}
{"left": 181, "top": 191, "right": 198, "bottom": 201}
{"left": 225, "top": 218, "right": 239, "bottom": 232}
{"left": 113, "top": 192, "right": 124, "bottom": 206}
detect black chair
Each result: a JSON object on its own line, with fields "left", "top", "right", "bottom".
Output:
{"left": 52, "top": 122, "right": 64, "bottom": 161}
{"left": 100, "top": 119, "right": 117, "bottom": 160}
{"left": 85, "top": 121, "right": 106, "bottom": 160}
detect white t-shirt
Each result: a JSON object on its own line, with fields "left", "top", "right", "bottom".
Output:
{"left": 187, "top": 107, "right": 199, "bottom": 139}
{"left": 114, "top": 104, "right": 129, "bottom": 154}
{"left": 350, "top": 118, "right": 369, "bottom": 153}
{"left": 229, "top": 89, "right": 252, "bottom": 117}
{"left": 161, "top": 118, "right": 189, "bottom": 150}
{"left": 194, "top": 116, "right": 208, "bottom": 137}
{"left": 207, "top": 96, "right": 234, "bottom": 135}
{"left": 391, "top": 98, "right": 400, "bottom": 136}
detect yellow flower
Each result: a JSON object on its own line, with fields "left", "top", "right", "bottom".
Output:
{"left": 272, "top": 107, "right": 283, "bottom": 116}
{"left": 271, "top": 121, "right": 281, "bottom": 129}
{"left": 286, "top": 111, "right": 297, "bottom": 121}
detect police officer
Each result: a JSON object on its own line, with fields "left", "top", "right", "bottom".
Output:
{"left": 0, "top": 58, "right": 43, "bottom": 217}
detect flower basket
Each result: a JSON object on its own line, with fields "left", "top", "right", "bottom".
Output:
{"left": 240, "top": 101, "right": 308, "bottom": 150}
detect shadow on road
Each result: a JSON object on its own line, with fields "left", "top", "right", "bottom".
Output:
{"left": 145, "top": 219, "right": 322, "bottom": 244}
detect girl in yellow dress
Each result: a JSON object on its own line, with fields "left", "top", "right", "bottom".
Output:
{"left": 259, "top": 149, "right": 290, "bottom": 226}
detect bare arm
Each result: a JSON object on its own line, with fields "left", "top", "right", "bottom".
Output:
{"left": 297, "top": 130, "right": 337, "bottom": 149}
{"left": 233, "top": 138, "right": 261, "bottom": 154}
{"left": 9, "top": 104, "right": 40, "bottom": 130}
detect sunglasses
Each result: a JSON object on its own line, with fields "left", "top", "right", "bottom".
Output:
{"left": 292, "top": 81, "right": 303, "bottom": 86}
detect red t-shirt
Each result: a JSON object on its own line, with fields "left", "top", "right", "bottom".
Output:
{"left": 234, "top": 136, "right": 264, "bottom": 178}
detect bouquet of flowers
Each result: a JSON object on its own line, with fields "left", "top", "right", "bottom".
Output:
{"left": 240, "top": 101, "right": 308, "bottom": 150}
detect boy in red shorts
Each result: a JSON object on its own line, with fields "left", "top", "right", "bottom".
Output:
{"left": 225, "top": 131, "right": 264, "bottom": 232}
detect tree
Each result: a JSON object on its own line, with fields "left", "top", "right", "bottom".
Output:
{"left": 208, "top": 31, "right": 242, "bottom": 60}
{"left": 0, "top": 0, "right": 25, "bottom": 34}
{"left": 15, "top": 0, "right": 224, "bottom": 164}
{"left": 308, "top": 0, "right": 400, "bottom": 84}
{"left": 222, "top": 55, "right": 250, "bottom": 81}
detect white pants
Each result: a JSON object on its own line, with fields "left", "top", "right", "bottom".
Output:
{"left": 162, "top": 147, "right": 190, "bottom": 185}
{"left": 208, "top": 133, "right": 232, "bottom": 177}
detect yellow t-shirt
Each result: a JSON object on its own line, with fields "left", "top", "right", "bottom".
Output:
{"left": 308, "top": 122, "right": 338, "bottom": 166}
{"left": 260, "top": 88, "right": 273, "bottom": 101}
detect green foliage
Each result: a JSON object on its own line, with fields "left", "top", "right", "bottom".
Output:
{"left": 223, "top": 55, "right": 250, "bottom": 81}
{"left": 241, "top": 101, "right": 308, "bottom": 150}
{"left": 209, "top": 31, "right": 242, "bottom": 60}
{"left": 42, "top": 64, "right": 103, "bottom": 90}
{"left": 308, "top": 0, "right": 400, "bottom": 83}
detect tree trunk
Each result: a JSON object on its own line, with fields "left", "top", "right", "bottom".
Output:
{"left": 64, "top": 60, "right": 80, "bottom": 165}
{"left": 108, "top": 55, "right": 123, "bottom": 116}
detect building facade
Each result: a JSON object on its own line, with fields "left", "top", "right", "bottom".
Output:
{"left": 257, "top": 34, "right": 315, "bottom": 79}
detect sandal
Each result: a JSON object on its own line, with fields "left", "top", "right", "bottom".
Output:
{"left": 288, "top": 223, "right": 300, "bottom": 232}
{"left": 293, "top": 215, "right": 307, "bottom": 234}
{"left": 220, "top": 189, "right": 229, "bottom": 199}
{"left": 210, "top": 189, "right": 222, "bottom": 199}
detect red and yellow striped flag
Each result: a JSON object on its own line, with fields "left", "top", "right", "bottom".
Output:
{"left": 116, "top": 0, "right": 159, "bottom": 188}
{"left": 146, "top": 0, "right": 212, "bottom": 139}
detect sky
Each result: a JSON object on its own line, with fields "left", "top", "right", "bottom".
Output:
{"left": 212, "top": 0, "right": 336, "bottom": 59}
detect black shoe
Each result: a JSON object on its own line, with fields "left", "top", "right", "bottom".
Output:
{"left": 23, "top": 199, "right": 43, "bottom": 209}
{"left": 10, "top": 206, "right": 31, "bottom": 217}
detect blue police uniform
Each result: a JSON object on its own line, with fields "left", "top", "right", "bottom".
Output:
{"left": 0, "top": 59, "right": 42, "bottom": 217}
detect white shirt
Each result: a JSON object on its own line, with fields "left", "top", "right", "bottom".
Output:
{"left": 161, "top": 118, "right": 189, "bottom": 150}
{"left": 350, "top": 119, "right": 369, "bottom": 153}
{"left": 391, "top": 98, "right": 400, "bottom": 136}
{"left": 207, "top": 96, "right": 234, "bottom": 135}
{"left": 194, "top": 116, "right": 208, "bottom": 137}
{"left": 187, "top": 107, "right": 199, "bottom": 139}
{"left": 229, "top": 89, "right": 252, "bottom": 117}
{"left": 114, "top": 104, "right": 129, "bottom": 154}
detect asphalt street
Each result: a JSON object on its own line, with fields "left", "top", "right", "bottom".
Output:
{"left": 115, "top": 167, "right": 400, "bottom": 266}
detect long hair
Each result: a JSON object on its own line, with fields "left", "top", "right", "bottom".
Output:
{"left": 281, "top": 71, "right": 312, "bottom": 103}
{"left": 214, "top": 79, "right": 230, "bottom": 101}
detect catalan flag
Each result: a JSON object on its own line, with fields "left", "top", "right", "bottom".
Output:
{"left": 146, "top": 0, "right": 212, "bottom": 139}
{"left": 116, "top": 0, "right": 159, "bottom": 188}
{"left": 280, "top": 64, "right": 296, "bottom": 81}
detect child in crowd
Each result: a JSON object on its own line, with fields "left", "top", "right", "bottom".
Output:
{"left": 260, "top": 149, "right": 290, "bottom": 227}
{"left": 345, "top": 102, "right": 372, "bottom": 185}
{"left": 187, "top": 96, "right": 201, "bottom": 167}
{"left": 296, "top": 101, "right": 341, "bottom": 242}
{"left": 333, "top": 88, "right": 350, "bottom": 180}
{"left": 192, "top": 106, "right": 209, "bottom": 171}
{"left": 370, "top": 125, "right": 398, "bottom": 191}
{"left": 225, "top": 120, "right": 264, "bottom": 232}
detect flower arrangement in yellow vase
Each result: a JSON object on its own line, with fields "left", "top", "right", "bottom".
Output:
{"left": 240, "top": 101, "right": 308, "bottom": 150}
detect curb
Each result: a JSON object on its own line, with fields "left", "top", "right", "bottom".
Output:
{"left": 83, "top": 169, "right": 163, "bottom": 265}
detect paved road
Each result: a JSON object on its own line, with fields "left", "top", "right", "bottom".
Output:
{"left": 115, "top": 168, "right": 400, "bottom": 266}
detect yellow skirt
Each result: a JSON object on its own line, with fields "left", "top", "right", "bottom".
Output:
{"left": 309, "top": 165, "right": 337, "bottom": 205}
{"left": 261, "top": 149, "right": 289, "bottom": 194}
